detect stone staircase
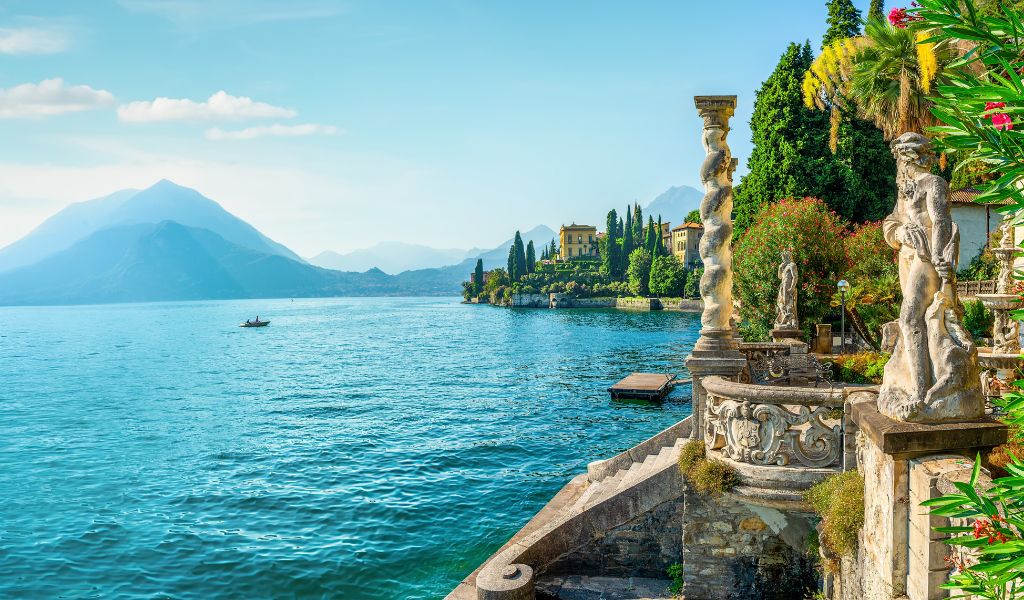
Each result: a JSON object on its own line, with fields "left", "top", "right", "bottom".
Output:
{"left": 448, "top": 418, "right": 692, "bottom": 600}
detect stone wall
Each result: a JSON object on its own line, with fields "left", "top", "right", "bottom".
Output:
{"left": 681, "top": 488, "right": 818, "bottom": 600}
{"left": 615, "top": 297, "right": 660, "bottom": 311}
{"left": 544, "top": 484, "right": 818, "bottom": 599}
{"left": 549, "top": 295, "right": 616, "bottom": 309}
{"left": 658, "top": 297, "right": 703, "bottom": 312}
{"left": 546, "top": 498, "right": 685, "bottom": 578}
{"left": 510, "top": 293, "right": 548, "bottom": 308}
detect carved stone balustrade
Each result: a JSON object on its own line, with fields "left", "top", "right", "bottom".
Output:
{"left": 701, "top": 375, "right": 855, "bottom": 510}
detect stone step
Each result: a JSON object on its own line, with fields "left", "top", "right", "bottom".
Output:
{"left": 580, "top": 470, "right": 624, "bottom": 509}
{"left": 614, "top": 457, "right": 651, "bottom": 493}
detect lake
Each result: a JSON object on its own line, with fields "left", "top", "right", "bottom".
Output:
{"left": 0, "top": 297, "right": 698, "bottom": 599}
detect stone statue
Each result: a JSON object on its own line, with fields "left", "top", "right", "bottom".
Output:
{"left": 775, "top": 250, "right": 798, "bottom": 330}
{"left": 878, "top": 133, "right": 984, "bottom": 423}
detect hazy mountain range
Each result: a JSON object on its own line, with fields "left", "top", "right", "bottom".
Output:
{"left": 0, "top": 180, "right": 700, "bottom": 305}
{"left": 307, "top": 186, "right": 701, "bottom": 274}
{"left": 308, "top": 225, "right": 559, "bottom": 274}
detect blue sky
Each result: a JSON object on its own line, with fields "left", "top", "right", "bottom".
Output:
{"left": 0, "top": 1, "right": 883, "bottom": 256}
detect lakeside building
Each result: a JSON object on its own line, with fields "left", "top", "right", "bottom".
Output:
{"left": 952, "top": 187, "right": 1012, "bottom": 267}
{"left": 660, "top": 221, "right": 672, "bottom": 252}
{"left": 670, "top": 222, "right": 703, "bottom": 268}
{"left": 558, "top": 224, "right": 598, "bottom": 260}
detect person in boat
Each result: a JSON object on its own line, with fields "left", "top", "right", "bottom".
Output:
{"left": 246, "top": 319, "right": 251, "bottom": 324}
{"left": 255, "top": 315, "right": 259, "bottom": 323}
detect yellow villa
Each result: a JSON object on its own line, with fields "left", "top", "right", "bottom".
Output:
{"left": 670, "top": 222, "right": 703, "bottom": 268}
{"left": 559, "top": 224, "right": 598, "bottom": 260}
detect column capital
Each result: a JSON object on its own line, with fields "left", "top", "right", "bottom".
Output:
{"left": 694, "top": 95, "right": 737, "bottom": 119}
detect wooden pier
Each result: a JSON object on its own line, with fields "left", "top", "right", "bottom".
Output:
{"left": 608, "top": 373, "right": 689, "bottom": 401}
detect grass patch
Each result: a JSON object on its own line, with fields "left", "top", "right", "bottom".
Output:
{"left": 804, "top": 470, "right": 864, "bottom": 573}
{"left": 677, "top": 439, "right": 738, "bottom": 496}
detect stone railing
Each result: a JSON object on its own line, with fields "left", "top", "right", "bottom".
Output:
{"left": 957, "top": 279, "right": 996, "bottom": 299}
{"left": 701, "top": 375, "right": 849, "bottom": 508}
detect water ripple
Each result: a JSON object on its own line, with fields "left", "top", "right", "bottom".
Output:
{"left": 0, "top": 297, "right": 696, "bottom": 599}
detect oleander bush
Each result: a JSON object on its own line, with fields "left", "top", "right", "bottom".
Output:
{"left": 805, "top": 470, "right": 865, "bottom": 573}
{"left": 734, "top": 197, "right": 848, "bottom": 341}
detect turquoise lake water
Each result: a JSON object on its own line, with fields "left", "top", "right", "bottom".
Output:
{"left": 0, "top": 297, "right": 697, "bottom": 599}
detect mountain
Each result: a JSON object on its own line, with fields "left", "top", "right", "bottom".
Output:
{"left": 0, "top": 179, "right": 301, "bottom": 273}
{"left": 0, "top": 221, "right": 474, "bottom": 306}
{"left": 309, "top": 242, "right": 470, "bottom": 275}
{"left": 309, "top": 224, "right": 558, "bottom": 274}
{"left": 470, "top": 224, "right": 558, "bottom": 270}
{"left": 644, "top": 185, "right": 703, "bottom": 225}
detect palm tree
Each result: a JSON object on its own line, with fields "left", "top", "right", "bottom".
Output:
{"left": 849, "top": 18, "right": 945, "bottom": 139}
{"left": 804, "top": 18, "right": 947, "bottom": 143}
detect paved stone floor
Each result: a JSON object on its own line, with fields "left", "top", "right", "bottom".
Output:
{"left": 536, "top": 575, "right": 674, "bottom": 599}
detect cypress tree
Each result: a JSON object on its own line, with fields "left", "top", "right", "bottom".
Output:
{"left": 513, "top": 231, "right": 527, "bottom": 280}
{"left": 623, "top": 206, "right": 633, "bottom": 249}
{"left": 603, "top": 209, "right": 620, "bottom": 277}
{"left": 656, "top": 215, "right": 665, "bottom": 256}
{"left": 733, "top": 41, "right": 851, "bottom": 235}
{"left": 867, "top": 0, "right": 885, "bottom": 22}
{"left": 621, "top": 210, "right": 635, "bottom": 279}
{"left": 617, "top": 216, "right": 624, "bottom": 239}
{"left": 550, "top": 238, "right": 558, "bottom": 260}
{"left": 644, "top": 217, "right": 658, "bottom": 256}
{"left": 473, "top": 259, "right": 484, "bottom": 294}
{"left": 526, "top": 240, "right": 536, "bottom": 273}
{"left": 632, "top": 204, "right": 644, "bottom": 249}
{"left": 507, "top": 244, "right": 516, "bottom": 281}
{"left": 822, "top": 0, "right": 862, "bottom": 49}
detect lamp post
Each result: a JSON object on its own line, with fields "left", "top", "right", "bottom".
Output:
{"left": 837, "top": 279, "right": 850, "bottom": 355}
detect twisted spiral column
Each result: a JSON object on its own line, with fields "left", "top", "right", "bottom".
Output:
{"left": 694, "top": 96, "right": 739, "bottom": 353}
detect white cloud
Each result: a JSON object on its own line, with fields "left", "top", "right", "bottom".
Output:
{"left": 0, "top": 26, "right": 71, "bottom": 54}
{"left": 0, "top": 78, "right": 116, "bottom": 118}
{"left": 117, "top": 90, "right": 296, "bottom": 123}
{"left": 205, "top": 123, "right": 340, "bottom": 140}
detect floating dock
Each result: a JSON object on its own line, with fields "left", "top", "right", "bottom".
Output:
{"left": 608, "top": 373, "right": 689, "bottom": 401}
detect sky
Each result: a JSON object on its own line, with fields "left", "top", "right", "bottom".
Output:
{"left": 0, "top": 0, "right": 882, "bottom": 256}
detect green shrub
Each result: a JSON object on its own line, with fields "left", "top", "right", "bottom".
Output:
{"left": 689, "top": 459, "right": 740, "bottom": 496}
{"left": 823, "top": 351, "right": 889, "bottom": 384}
{"left": 962, "top": 299, "right": 994, "bottom": 340}
{"left": 805, "top": 470, "right": 864, "bottom": 573}
{"left": 649, "top": 254, "right": 688, "bottom": 297}
{"left": 678, "top": 439, "right": 705, "bottom": 475}
{"left": 677, "top": 439, "right": 738, "bottom": 495}
{"left": 666, "top": 562, "right": 683, "bottom": 596}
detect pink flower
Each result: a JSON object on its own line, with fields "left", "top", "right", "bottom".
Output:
{"left": 992, "top": 113, "right": 1014, "bottom": 131}
{"left": 985, "top": 101, "right": 1006, "bottom": 114}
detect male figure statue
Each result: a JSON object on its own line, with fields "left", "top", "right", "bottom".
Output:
{"left": 878, "top": 133, "right": 983, "bottom": 423}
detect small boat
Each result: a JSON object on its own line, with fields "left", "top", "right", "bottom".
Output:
{"left": 240, "top": 319, "right": 270, "bottom": 328}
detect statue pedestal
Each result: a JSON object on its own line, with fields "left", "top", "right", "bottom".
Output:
{"left": 770, "top": 327, "right": 803, "bottom": 343}
{"left": 849, "top": 393, "right": 1006, "bottom": 600}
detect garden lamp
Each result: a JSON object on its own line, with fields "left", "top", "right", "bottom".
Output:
{"left": 837, "top": 279, "right": 850, "bottom": 355}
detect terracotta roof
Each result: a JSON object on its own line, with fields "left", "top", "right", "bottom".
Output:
{"left": 560, "top": 224, "right": 596, "bottom": 230}
{"left": 950, "top": 187, "right": 1013, "bottom": 206}
{"left": 671, "top": 222, "right": 704, "bottom": 232}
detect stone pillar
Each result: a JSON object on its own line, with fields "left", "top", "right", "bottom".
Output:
{"left": 685, "top": 96, "right": 746, "bottom": 440}
{"left": 850, "top": 397, "right": 1006, "bottom": 599}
